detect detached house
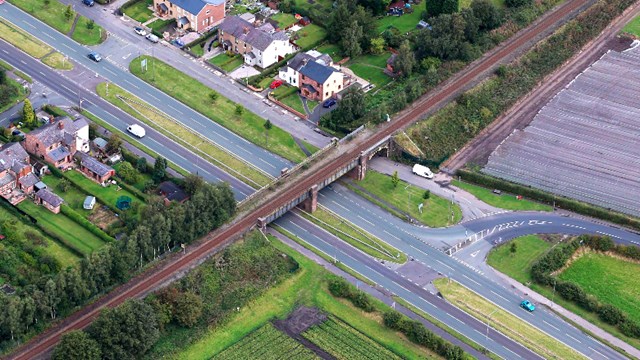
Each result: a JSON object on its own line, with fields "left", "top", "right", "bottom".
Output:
{"left": 24, "top": 116, "right": 89, "bottom": 170}
{"left": 279, "top": 50, "right": 347, "bottom": 102}
{"left": 0, "top": 142, "right": 37, "bottom": 205}
{"left": 219, "top": 16, "right": 297, "bottom": 68}
{"left": 279, "top": 50, "right": 333, "bottom": 87}
{"left": 153, "top": 0, "right": 225, "bottom": 33}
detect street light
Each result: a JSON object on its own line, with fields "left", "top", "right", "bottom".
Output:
{"left": 486, "top": 308, "right": 499, "bottom": 340}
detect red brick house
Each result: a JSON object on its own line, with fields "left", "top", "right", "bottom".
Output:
{"left": 75, "top": 152, "right": 115, "bottom": 184}
{"left": 24, "top": 116, "right": 89, "bottom": 170}
{"left": 153, "top": 0, "right": 225, "bottom": 33}
{"left": 35, "top": 189, "right": 63, "bottom": 214}
{"left": 0, "top": 142, "right": 36, "bottom": 205}
{"left": 298, "top": 60, "right": 346, "bottom": 102}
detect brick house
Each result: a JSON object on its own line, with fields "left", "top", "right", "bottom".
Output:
{"left": 153, "top": 0, "right": 225, "bottom": 33}
{"left": 219, "top": 16, "right": 297, "bottom": 68}
{"left": 35, "top": 189, "right": 63, "bottom": 214}
{"left": 278, "top": 50, "right": 333, "bottom": 87}
{"left": 158, "top": 181, "right": 189, "bottom": 205}
{"left": 298, "top": 60, "right": 346, "bottom": 102}
{"left": 0, "top": 142, "right": 36, "bottom": 205}
{"left": 75, "top": 152, "right": 115, "bottom": 184}
{"left": 24, "top": 116, "right": 89, "bottom": 170}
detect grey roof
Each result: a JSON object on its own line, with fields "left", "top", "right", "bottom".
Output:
{"left": 167, "top": 0, "right": 223, "bottom": 16}
{"left": 28, "top": 116, "right": 88, "bottom": 148}
{"left": 93, "top": 137, "right": 108, "bottom": 150}
{"left": 36, "top": 188, "right": 63, "bottom": 208}
{"left": 0, "top": 172, "right": 15, "bottom": 187}
{"left": 158, "top": 181, "right": 189, "bottom": 202}
{"left": 220, "top": 16, "right": 289, "bottom": 51}
{"left": 387, "top": 53, "right": 397, "bottom": 66}
{"left": 302, "top": 84, "right": 318, "bottom": 93}
{"left": 48, "top": 146, "right": 71, "bottom": 162}
{"left": 35, "top": 181, "right": 47, "bottom": 191}
{"left": 75, "top": 152, "right": 113, "bottom": 177}
{"left": 0, "top": 143, "right": 29, "bottom": 172}
{"left": 288, "top": 53, "right": 315, "bottom": 71}
{"left": 299, "top": 60, "right": 337, "bottom": 84}
{"left": 177, "top": 16, "right": 189, "bottom": 26}
{"left": 239, "top": 13, "right": 255, "bottom": 23}
{"left": 18, "top": 173, "right": 39, "bottom": 188}
{"left": 11, "top": 160, "right": 29, "bottom": 174}
{"left": 84, "top": 196, "right": 96, "bottom": 208}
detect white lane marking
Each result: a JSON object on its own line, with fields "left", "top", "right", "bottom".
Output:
{"left": 20, "top": 60, "right": 26, "bottom": 65}
{"left": 357, "top": 215, "right": 375, "bottom": 227}
{"left": 1, "top": 49, "right": 8, "bottom": 54}
{"left": 588, "top": 347, "right": 610, "bottom": 360}
{"left": 39, "top": 71, "right": 46, "bottom": 76}
{"left": 446, "top": 313, "right": 464, "bottom": 324}
{"left": 43, "top": 33, "right": 55, "bottom": 40}
{"left": 566, "top": 333, "right": 582, "bottom": 344}
{"left": 168, "top": 104, "right": 184, "bottom": 115}
{"left": 383, "top": 230, "right": 401, "bottom": 241}
{"left": 124, "top": 80, "right": 139, "bottom": 90}
{"left": 490, "top": 290, "right": 508, "bottom": 302}
{"left": 104, "top": 68, "right": 117, "bottom": 76}
{"left": 22, "top": 20, "right": 36, "bottom": 29}
{"left": 436, "top": 259, "right": 454, "bottom": 270}
{"left": 259, "top": 157, "right": 276, "bottom": 169}
{"left": 62, "top": 43, "right": 77, "bottom": 53}
{"left": 147, "top": 92, "right": 161, "bottom": 102}
{"left": 543, "top": 320, "right": 560, "bottom": 332}
{"left": 462, "top": 274, "right": 481, "bottom": 286}
{"left": 330, "top": 200, "right": 350, "bottom": 212}
{"left": 503, "top": 346, "right": 522, "bottom": 359}
{"left": 61, "top": 84, "right": 75, "bottom": 94}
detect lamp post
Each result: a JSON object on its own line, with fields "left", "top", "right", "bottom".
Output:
{"left": 486, "top": 309, "right": 499, "bottom": 340}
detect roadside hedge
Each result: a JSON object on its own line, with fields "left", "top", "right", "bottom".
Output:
{"left": 457, "top": 169, "right": 640, "bottom": 231}
{"left": 328, "top": 277, "right": 375, "bottom": 312}
{"left": 61, "top": 204, "right": 114, "bottom": 243}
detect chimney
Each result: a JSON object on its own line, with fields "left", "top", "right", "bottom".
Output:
{"left": 243, "top": 26, "right": 250, "bottom": 34}
{"left": 58, "top": 121, "right": 64, "bottom": 130}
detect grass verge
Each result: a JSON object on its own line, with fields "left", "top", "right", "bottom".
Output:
{"left": 452, "top": 180, "right": 552, "bottom": 212}
{"left": 41, "top": 52, "right": 73, "bottom": 70}
{"left": 434, "top": 278, "right": 585, "bottom": 360}
{"left": 129, "top": 56, "right": 307, "bottom": 163}
{"left": 0, "top": 18, "right": 52, "bottom": 58}
{"left": 96, "top": 82, "right": 271, "bottom": 187}
{"left": 487, "top": 235, "right": 552, "bottom": 284}
{"left": 71, "top": 16, "right": 106, "bottom": 46}
{"left": 8, "top": 0, "right": 74, "bottom": 34}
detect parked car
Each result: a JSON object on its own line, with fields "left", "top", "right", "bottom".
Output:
{"left": 134, "top": 26, "right": 147, "bottom": 36}
{"left": 88, "top": 52, "right": 102, "bottom": 62}
{"left": 322, "top": 98, "right": 337, "bottom": 108}
{"left": 520, "top": 300, "right": 535, "bottom": 312}
{"left": 83, "top": 0, "right": 94, "bottom": 6}
{"left": 145, "top": 34, "right": 159, "bottom": 43}
{"left": 270, "top": 80, "right": 283, "bottom": 89}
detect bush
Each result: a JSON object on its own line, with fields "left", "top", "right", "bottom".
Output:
{"left": 328, "top": 277, "right": 352, "bottom": 298}
{"left": 352, "top": 290, "right": 375, "bottom": 312}
{"left": 383, "top": 310, "right": 403, "bottom": 329}
{"left": 598, "top": 304, "right": 626, "bottom": 325}
{"left": 61, "top": 205, "right": 114, "bottom": 243}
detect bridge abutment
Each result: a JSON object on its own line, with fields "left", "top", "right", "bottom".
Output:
{"left": 297, "top": 184, "right": 319, "bottom": 213}
{"left": 348, "top": 153, "right": 368, "bottom": 181}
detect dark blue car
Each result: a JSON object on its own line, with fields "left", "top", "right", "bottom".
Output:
{"left": 83, "top": 0, "right": 95, "bottom": 6}
{"left": 323, "top": 98, "right": 337, "bottom": 108}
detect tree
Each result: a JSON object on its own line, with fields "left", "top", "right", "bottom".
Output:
{"left": 394, "top": 40, "right": 415, "bottom": 77}
{"left": 86, "top": 19, "right": 95, "bottom": 32}
{"left": 391, "top": 171, "right": 400, "bottom": 188}
{"left": 505, "top": 0, "right": 531, "bottom": 7}
{"left": 342, "top": 22, "right": 363, "bottom": 58}
{"left": 172, "top": 291, "right": 203, "bottom": 327}
{"left": 152, "top": 156, "right": 167, "bottom": 183}
{"left": 441, "top": 0, "right": 459, "bottom": 15}
{"left": 22, "top": 99, "right": 36, "bottom": 128}
{"left": 320, "top": 87, "right": 366, "bottom": 133}
{"left": 58, "top": 178, "right": 71, "bottom": 193}
{"left": 3, "top": 296, "right": 23, "bottom": 340}
{"left": 471, "top": 0, "right": 502, "bottom": 31}
{"left": 0, "top": 68, "right": 6, "bottom": 85}
{"left": 510, "top": 241, "right": 517, "bottom": 254}
{"left": 209, "top": 91, "right": 219, "bottom": 103}
{"left": 136, "top": 157, "right": 148, "bottom": 173}
{"left": 263, "top": 119, "right": 272, "bottom": 145}
{"left": 52, "top": 331, "right": 101, "bottom": 360}
{"left": 44, "top": 0, "right": 51, "bottom": 7}
{"left": 117, "top": 161, "right": 138, "bottom": 184}
{"left": 44, "top": 279, "right": 60, "bottom": 319}
{"left": 106, "top": 133, "right": 122, "bottom": 153}
{"left": 64, "top": 5, "right": 74, "bottom": 22}
{"left": 423, "top": 190, "right": 431, "bottom": 200}
{"left": 184, "top": 174, "right": 204, "bottom": 195}
{"left": 235, "top": 104, "right": 244, "bottom": 116}
{"left": 370, "top": 37, "right": 385, "bottom": 54}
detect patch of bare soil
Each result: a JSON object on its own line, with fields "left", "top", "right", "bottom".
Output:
{"left": 88, "top": 206, "right": 120, "bottom": 230}
{"left": 272, "top": 306, "right": 334, "bottom": 360}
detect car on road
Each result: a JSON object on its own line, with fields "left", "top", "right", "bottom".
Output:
{"left": 145, "top": 34, "right": 159, "bottom": 43}
{"left": 134, "top": 27, "right": 147, "bottom": 36}
{"left": 270, "top": 80, "right": 283, "bottom": 89}
{"left": 88, "top": 52, "right": 102, "bottom": 62}
{"left": 127, "top": 124, "right": 146, "bottom": 138}
{"left": 83, "top": 0, "right": 95, "bottom": 6}
{"left": 412, "top": 164, "right": 434, "bottom": 179}
{"left": 520, "top": 300, "right": 535, "bottom": 312}
{"left": 322, "top": 98, "right": 337, "bottom": 108}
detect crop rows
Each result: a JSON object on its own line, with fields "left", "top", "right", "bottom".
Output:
{"left": 302, "top": 317, "right": 402, "bottom": 360}
{"left": 213, "top": 323, "right": 318, "bottom": 360}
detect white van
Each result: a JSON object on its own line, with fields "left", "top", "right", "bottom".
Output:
{"left": 146, "top": 33, "right": 159, "bottom": 43}
{"left": 127, "top": 124, "right": 146, "bottom": 138}
{"left": 412, "top": 164, "right": 434, "bottom": 179}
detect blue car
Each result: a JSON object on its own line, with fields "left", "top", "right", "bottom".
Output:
{"left": 323, "top": 98, "right": 337, "bottom": 108}
{"left": 520, "top": 300, "right": 535, "bottom": 312}
{"left": 83, "top": 0, "right": 94, "bottom": 6}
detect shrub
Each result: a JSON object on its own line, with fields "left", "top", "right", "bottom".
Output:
{"left": 61, "top": 205, "right": 114, "bottom": 243}
{"left": 383, "top": 310, "right": 403, "bottom": 329}
{"left": 328, "top": 277, "right": 352, "bottom": 298}
{"left": 598, "top": 304, "right": 626, "bottom": 326}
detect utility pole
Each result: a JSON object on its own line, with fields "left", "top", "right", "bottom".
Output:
{"left": 486, "top": 309, "right": 498, "bottom": 340}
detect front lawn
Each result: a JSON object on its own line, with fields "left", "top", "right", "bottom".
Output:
{"left": 347, "top": 53, "right": 393, "bottom": 88}
{"left": 486, "top": 235, "right": 552, "bottom": 284}
{"left": 8, "top": 0, "right": 74, "bottom": 34}
{"left": 279, "top": 93, "right": 306, "bottom": 114}
{"left": 295, "top": 24, "right": 327, "bottom": 49}
{"left": 71, "top": 16, "right": 106, "bottom": 46}
{"left": 209, "top": 52, "right": 244, "bottom": 72}
{"left": 353, "top": 170, "right": 462, "bottom": 227}
{"left": 121, "top": 0, "right": 154, "bottom": 23}
{"left": 130, "top": 56, "right": 308, "bottom": 163}
{"left": 271, "top": 13, "right": 297, "bottom": 29}
{"left": 148, "top": 18, "right": 175, "bottom": 33}
{"left": 452, "top": 180, "right": 553, "bottom": 212}
{"left": 375, "top": 2, "right": 425, "bottom": 34}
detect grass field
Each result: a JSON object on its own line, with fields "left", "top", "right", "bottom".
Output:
{"left": 487, "top": 235, "right": 551, "bottom": 284}
{"left": 96, "top": 82, "right": 272, "bottom": 187}
{"left": 300, "top": 207, "right": 406, "bottom": 263}
{"left": 213, "top": 323, "right": 318, "bottom": 360}
{"left": 9, "top": 0, "right": 74, "bottom": 34}
{"left": 303, "top": 316, "right": 402, "bottom": 360}
{"left": 295, "top": 24, "right": 327, "bottom": 49}
{"left": 164, "top": 234, "right": 437, "bottom": 360}
{"left": 452, "top": 180, "right": 553, "bottom": 212}
{"left": 0, "top": 18, "right": 52, "bottom": 59}
{"left": 434, "top": 278, "right": 584, "bottom": 360}
{"left": 18, "top": 201, "right": 106, "bottom": 255}
{"left": 559, "top": 253, "right": 640, "bottom": 324}
{"left": 209, "top": 52, "right": 244, "bottom": 73}
{"left": 272, "top": 13, "right": 297, "bottom": 28}
{"left": 375, "top": 2, "right": 425, "bottom": 34}
{"left": 122, "top": 0, "right": 154, "bottom": 23}
{"left": 130, "top": 56, "right": 307, "bottom": 163}
{"left": 347, "top": 53, "right": 393, "bottom": 88}
{"left": 354, "top": 171, "right": 462, "bottom": 227}
{"left": 71, "top": 17, "right": 106, "bottom": 46}
{"left": 41, "top": 52, "right": 73, "bottom": 70}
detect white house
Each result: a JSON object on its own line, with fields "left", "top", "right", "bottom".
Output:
{"left": 278, "top": 50, "right": 334, "bottom": 87}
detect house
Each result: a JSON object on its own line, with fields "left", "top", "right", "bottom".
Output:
{"left": 75, "top": 152, "right": 115, "bottom": 184}
{"left": 158, "top": 181, "right": 189, "bottom": 205}
{"left": 0, "top": 142, "right": 35, "bottom": 204}
{"left": 219, "top": 16, "right": 297, "bottom": 68}
{"left": 279, "top": 50, "right": 333, "bottom": 87}
{"left": 298, "top": 16, "right": 311, "bottom": 26}
{"left": 24, "top": 116, "right": 90, "bottom": 169}
{"left": 239, "top": 12, "right": 255, "bottom": 24}
{"left": 35, "top": 188, "right": 63, "bottom": 214}
{"left": 93, "top": 137, "right": 108, "bottom": 153}
{"left": 153, "top": 0, "right": 225, "bottom": 33}
{"left": 83, "top": 196, "right": 96, "bottom": 210}
{"left": 298, "top": 60, "right": 346, "bottom": 102}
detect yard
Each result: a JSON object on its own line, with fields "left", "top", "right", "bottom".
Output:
{"left": 295, "top": 24, "right": 327, "bottom": 49}
{"left": 347, "top": 53, "right": 394, "bottom": 88}
{"left": 130, "top": 56, "right": 308, "bottom": 163}
{"left": 148, "top": 18, "right": 175, "bottom": 34}
{"left": 63, "top": 170, "right": 144, "bottom": 216}
{"left": 18, "top": 200, "right": 106, "bottom": 256}
{"left": 316, "top": 43, "right": 343, "bottom": 62}
{"left": 272, "top": 13, "right": 297, "bottom": 29}
{"left": 375, "top": 1, "right": 425, "bottom": 34}
{"left": 71, "top": 16, "right": 106, "bottom": 46}
{"left": 208, "top": 52, "right": 244, "bottom": 73}
{"left": 352, "top": 170, "right": 462, "bottom": 227}
{"left": 452, "top": 180, "right": 553, "bottom": 212}
{"left": 486, "top": 235, "right": 552, "bottom": 284}
{"left": 272, "top": 85, "right": 306, "bottom": 114}
{"left": 112, "top": 162, "right": 153, "bottom": 192}
{"left": 121, "top": 0, "right": 154, "bottom": 23}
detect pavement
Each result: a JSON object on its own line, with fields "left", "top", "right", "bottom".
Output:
{"left": 0, "top": 2, "right": 293, "bottom": 177}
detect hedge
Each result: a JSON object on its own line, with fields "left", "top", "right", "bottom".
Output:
{"left": 457, "top": 169, "right": 640, "bottom": 231}
{"left": 61, "top": 204, "right": 114, "bottom": 243}
{"left": 327, "top": 277, "right": 374, "bottom": 312}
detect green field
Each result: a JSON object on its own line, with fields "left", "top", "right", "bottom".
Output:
{"left": 347, "top": 53, "right": 393, "bottom": 88}
{"left": 452, "top": 180, "right": 553, "bottom": 212}
{"left": 71, "top": 16, "right": 106, "bottom": 46}
{"left": 9, "top": 0, "right": 74, "bottom": 34}
{"left": 272, "top": 13, "right": 297, "bottom": 28}
{"left": 130, "top": 56, "right": 307, "bottom": 163}
{"left": 375, "top": 2, "right": 425, "bottom": 34}
{"left": 18, "top": 200, "right": 105, "bottom": 255}
{"left": 213, "top": 323, "right": 318, "bottom": 359}
{"left": 295, "top": 24, "right": 327, "bottom": 49}
{"left": 487, "top": 235, "right": 551, "bottom": 284}
{"left": 353, "top": 171, "right": 462, "bottom": 227}
{"left": 559, "top": 253, "right": 640, "bottom": 324}
{"left": 122, "top": 0, "right": 154, "bottom": 23}
{"left": 209, "top": 52, "right": 244, "bottom": 72}
{"left": 303, "top": 316, "right": 402, "bottom": 360}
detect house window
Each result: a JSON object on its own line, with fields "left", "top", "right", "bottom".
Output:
{"left": 170, "top": 10, "right": 173, "bottom": 15}
{"left": 302, "top": 75, "right": 305, "bottom": 80}
{"left": 206, "top": 9, "right": 210, "bottom": 14}
{"left": 326, "top": 92, "right": 329, "bottom": 96}
{"left": 338, "top": 85, "right": 341, "bottom": 89}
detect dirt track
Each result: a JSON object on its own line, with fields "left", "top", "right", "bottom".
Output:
{"left": 441, "top": 3, "right": 640, "bottom": 173}
{"left": 6, "top": 0, "right": 600, "bottom": 358}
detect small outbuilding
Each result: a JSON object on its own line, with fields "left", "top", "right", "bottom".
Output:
{"left": 83, "top": 196, "right": 96, "bottom": 210}
{"left": 35, "top": 189, "right": 64, "bottom": 214}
